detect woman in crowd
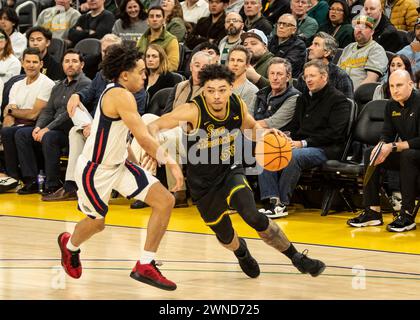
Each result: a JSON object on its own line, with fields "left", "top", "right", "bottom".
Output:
{"left": 145, "top": 44, "right": 183, "bottom": 103}
{"left": 319, "top": 0, "right": 354, "bottom": 48}
{"left": 0, "top": 7, "right": 26, "bottom": 58}
{"left": 0, "top": 28, "right": 20, "bottom": 83}
{"left": 161, "top": 0, "right": 187, "bottom": 42}
{"left": 373, "top": 54, "right": 414, "bottom": 100}
{"left": 112, "top": 0, "right": 148, "bottom": 41}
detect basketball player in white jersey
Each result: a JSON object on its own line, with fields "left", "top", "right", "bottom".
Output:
{"left": 57, "top": 41, "right": 184, "bottom": 291}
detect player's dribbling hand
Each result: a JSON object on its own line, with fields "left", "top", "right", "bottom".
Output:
{"left": 167, "top": 163, "right": 184, "bottom": 192}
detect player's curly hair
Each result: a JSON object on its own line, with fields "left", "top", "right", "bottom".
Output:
{"left": 199, "top": 64, "right": 235, "bottom": 87}
{"left": 100, "top": 40, "right": 143, "bottom": 82}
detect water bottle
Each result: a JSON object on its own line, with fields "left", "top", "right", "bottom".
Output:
{"left": 37, "top": 170, "right": 46, "bottom": 193}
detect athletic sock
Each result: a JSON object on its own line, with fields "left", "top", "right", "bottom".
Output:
{"left": 282, "top": 243, "right": 298, "bottom": 260}
{"left": 66, "top": 237, "right": 80, "bottom": 252}
{"left": 140, "top": 250, "right": 156, "bottom": 264}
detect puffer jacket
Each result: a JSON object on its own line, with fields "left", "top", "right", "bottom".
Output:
{"left": 381, "top": 0, "right": 418, "bottom": 31}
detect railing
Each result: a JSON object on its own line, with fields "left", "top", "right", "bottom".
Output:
{"left": 15, "top": 0, "right": 37, "bottom": 31}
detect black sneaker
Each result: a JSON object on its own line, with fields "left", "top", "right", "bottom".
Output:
{"left": 258, "top": 199, "right": 288, "bottom": 218}
{"left": 17, "top": 180, "right": 39, "bottom": 195}
{"left": 292, "top": 250, "right": 326, "bottom": 277}
{"left": 130, "top": 200, "right": 149, "bottom": 209}
{"left": 386, "top": 210, "right": 416, "bottom": 232}
{"left": 236, "top": 238, "right": 260, "bottom": 278}
{"left": 347, "top": 208, "right": 383, "bottom": 227}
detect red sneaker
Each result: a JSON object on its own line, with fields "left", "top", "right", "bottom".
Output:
{"left": 130, "top": 260, "right": 177, "bottom": 291}
{"left": 57, "top": 232, "right": 82, "bottom": 279}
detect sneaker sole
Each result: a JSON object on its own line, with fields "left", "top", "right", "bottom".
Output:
{"left": 130, "top": 272, "right": 177, "bottom": 291}
{"left": 347, "top": 220, "right": 383, "bottom": 227}
{"left": 386, "top": 223, "right": 416, "bottom": 232}
{"left": 310, "top": 262, "right": 326, "bottom": 277}
{"left": 57, "top": 233, "right": 82, "bottom": 279}
{"left": 265, "top": 212, "right": 288, "bottom": 219}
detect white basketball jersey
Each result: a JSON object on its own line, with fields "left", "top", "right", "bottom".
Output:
{"left": 82, "top": 83, "right": 129, "bottom": 166}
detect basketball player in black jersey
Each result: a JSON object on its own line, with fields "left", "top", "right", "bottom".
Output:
{"left": 148, "top": 64, "right": 326, "bottom": 278}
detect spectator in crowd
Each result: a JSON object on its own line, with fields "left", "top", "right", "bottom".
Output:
{"left": 0, "top": 28, "right": 21, "bottom": 83}
{"left": 36, "top": 0, "right": 81, "bottom": 40}
{"left": 307, "top": 0, "right": 329, "bottom": 27}
{"left": 226, "top": 0, "right": 244, "bottom": 14}
{"left": 373, "top": 54, "right": 413, "bottom": 100}
{"left": 164, "top": 51, "right": 213, "bottom": 113}
{"left": 26, "top": 26, "right": 65, "bottom": 81}
{"left": 290, "top": 0, "right": 318, "bottom": 46}
{"left": 181, "top": 0, "right": 210, "bottom": 24}
{"left": 381, "top": 0, "right": 418, "bottom": 31}
{"left": 161, "top": 0, "right": 187, "bottom": 42}
{"left": 242, "top": 29, "right": 274, "bottom": 88}
{"left": 0, "top": 48, "right": 56, "bottom": 193}
{"left": 185, "top": 0, "right": 228, "bottom": 49}
{"left": 338, "top": 15, "right": 388, "bottom": 89}
{"left": 397, "top": 17, "right": 420, "bottom": 74}
{"left": 268, "top": 14, "right": 307, "bottom": 78}
{"left": 253, "top": 57, "right": 299, "bottom": 130}
{"left": 219, "top": 12, "right": 244, "bottom": 65}
{"left": 112, "top": 0, "right": 148, "bottom": 41}
{"left": 67, "top": 0, "right": 115, "bottom": 47}
{"left": 191, "top": 41, "right": 221, "bottom": 64}
{"left": 145, "top": 44, "right": 182, "bottom": 101}
{"left": 296, "top": 32, "right": 354, "bottom": 99}
{"left": 243, "top": 0, "right": 272, "bottom": 36}
{"left": 257, "top": 59, "right": 350, "bottom": 218}
{"left": 262, "top": 0, "right": 291, "bottom": 24}
{"left": 0, "top": 8, "right": 26, "bottom": 58}
{"left": 13, "top": 49, "right": 91, "bottom": 197}
{"left": 363, "top": 0, "right": 404, "bottom": 52}
{"left": 137, "top": 6, "right": 180, "bottom": 71}
{"left": 347, "top": 70, "right": 420, "bottom": 232}
{"left": 319, "top": 0, "right": 354, "bottom": 48}
{"left": 226, "top": 45, "right": 258, "bottom": 109}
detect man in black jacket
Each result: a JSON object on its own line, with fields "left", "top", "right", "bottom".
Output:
{"left": 185, "top": 0, "right": 228, "bottom": 49}
{"left": 268, "top": 14, "right": 306, "bottom": 78}
{"left": 347, "top": 70, "right": 420, "bottom": 232}
{"left": 243, "top": 0, "right": 272, "bottom": 35}
{"left": 258, "top": 59, "right": 350, "bottom": 218}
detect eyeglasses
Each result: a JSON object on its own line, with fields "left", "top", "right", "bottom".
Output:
{"left": 329, "top": 8, "right": 344, "bottom": 12}
{"left": 225, "top": 19, "right": 242, "bottom": 23}
{"left": 277, "top": 21, "right": 296, "bottom": 28}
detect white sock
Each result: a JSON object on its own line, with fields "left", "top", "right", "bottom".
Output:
{"left": 66, "top": 238, "right": 80, "bottom": 252}
{"left": 140, "top": 250, "right": 156, "bottom": 264}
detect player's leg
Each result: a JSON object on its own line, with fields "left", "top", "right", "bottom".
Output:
{"left": 58, "top": 158, "right": 113, "bottom": 279}
{"left": 207, "top": 214, "right": 260, "bottom": 278}
{"left": 228, "top": 180, "right": 326, "bottom": 277}
{"left": 115, "top": 161, "right": 177, "bottom": 290}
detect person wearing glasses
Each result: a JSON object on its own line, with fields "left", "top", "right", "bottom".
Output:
{"left": 219, "top": 12, "right": 244, "bottom": 65}
{"left": 319, "top": 0, "right": 354, "bottom": 48}
{"left": 243, "top": 0, "right": 272, "bottom": 36}
{"left": 290, "top": 0, "right": 318, "bottom": 46}
{"left": 268, "top": 14, "right": 306, "bottom": 78}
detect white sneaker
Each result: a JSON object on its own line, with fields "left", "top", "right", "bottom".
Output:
{"left": 263, "top": 202, "right": 288, "bottom": 218}
{"left": 0, "top": 177, "right": 19, "bottom": 193}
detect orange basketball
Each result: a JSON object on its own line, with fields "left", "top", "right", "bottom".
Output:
{"left": 255, "top": 133, "right": 292, "bottom": 171}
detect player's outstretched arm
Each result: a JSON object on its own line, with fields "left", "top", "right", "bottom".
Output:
{"left": 147, "top": 103, "right": 199, "bottom": 139}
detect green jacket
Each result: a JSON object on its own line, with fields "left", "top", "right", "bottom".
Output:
{"left": 254, "top": 51, "right": 274, "bottom": 89}
{"left": 136, "top": 27, "right": 177, "bottom": 53}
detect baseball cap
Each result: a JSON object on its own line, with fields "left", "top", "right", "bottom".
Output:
{"left": 241, "top": 29, "right": 268, "bottom": 46}
{"left": 352, "top": 15, "right": 376, "bottom": 29}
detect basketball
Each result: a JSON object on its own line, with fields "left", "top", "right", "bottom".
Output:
{"left": 255, "top": 133, "right": 292, "bottom": 171}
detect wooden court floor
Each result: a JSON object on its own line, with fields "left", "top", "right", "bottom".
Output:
{"left": 1, "top": 193, "right": 420, "bottom": 300}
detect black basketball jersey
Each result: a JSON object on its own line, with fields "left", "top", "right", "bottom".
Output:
{"left": 185, "top": 93, "right": 245, "bottom": 200}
